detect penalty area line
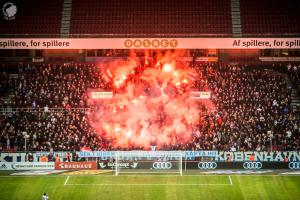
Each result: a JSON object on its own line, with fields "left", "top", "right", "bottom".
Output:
{"left": 64, "top": 176, "right": 70, "bottom": 186}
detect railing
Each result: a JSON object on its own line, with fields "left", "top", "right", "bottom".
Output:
{"left": 0, "top": 33, "right": 232, "bottom": 38}
{"left": 0, "top": 107, "right": 90, "bottom": 114}
{"left": 1, "top": 33, "right": 300, "bottom": 38}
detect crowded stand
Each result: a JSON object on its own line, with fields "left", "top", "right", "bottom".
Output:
{"left": 287, "top": 63, "right": 300, "bottom": 85}
{"left": 0, "top": 61, "right": 299, "bottom": 152}
{"left": 0, "top": 0, "right": 300, "bottom": 199}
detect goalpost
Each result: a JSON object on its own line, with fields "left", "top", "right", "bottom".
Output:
{"left": 115, "top": 151, "right": 183, "bottom": 176}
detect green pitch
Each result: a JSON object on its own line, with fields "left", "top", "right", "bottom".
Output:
{"left": 0, "top": 172, "right": 300, "bottom": 200}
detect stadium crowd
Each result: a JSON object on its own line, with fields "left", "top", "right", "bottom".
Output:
{"left": 287, "top": 63, "right": 300, "bottom": 85}
{"left": 0, "top": 62, "right": 299, "bottom": 152}
{"left": 192, "top": 63, "right": 299, "bottom": 151}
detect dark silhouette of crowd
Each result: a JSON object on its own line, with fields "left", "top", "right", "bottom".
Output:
{"left": 0, "top": 62, "right": 299, "bottom": 152}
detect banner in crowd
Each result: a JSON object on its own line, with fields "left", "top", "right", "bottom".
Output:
{"left": 54, "top": 162, "right": 97, "bottom": 170}
{"left": 65, "top": 151, "right": 300, "bottom": 161}
{"left": 91, "top": 92, "right": 113, "bottom": 99}
{"left": 77, "top": 151, "right": 217, "bottom": 158}
{"left": 189, "top": 91, "right": 211, "bottom": 99}
{"left": 35, "top": 152, "right": 70, "bottom": 158}
{"left": 0, "top": 38, "right": 300, "bottom": 49}
{"left": 0, "top": 152, "right": 72, "bottom": 163}
{"left": 80, "top": 151, "right": 300, "bottom": 161}
{"left": 0, "top": 153, "right": 27, "bottom": 162}
{"left": 78, "top": 151, "right": 113, "bottom": 158}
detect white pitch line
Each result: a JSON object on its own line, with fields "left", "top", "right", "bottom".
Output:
{"left": 228, "top": 175, "right": 233, "bottom": 186}
{"left": 1, "top": 174, "right": 300, "bottom": 178}
{"left": 119, "top": 172, "right": 181, "bottom": 174}
{"left": 65, "top": 183, "right": 232, "bottom": 186}
{"left": 64, "top": 176, "right": 70, "bottom": 186}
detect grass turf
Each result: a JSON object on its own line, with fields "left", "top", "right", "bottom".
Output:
{"left": 0, "top": 173, "right": 299, "bottom": 200}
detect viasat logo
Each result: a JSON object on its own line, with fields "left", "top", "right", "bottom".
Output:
{"left": 2, "top": 2, "right": 17, "bottom": 20}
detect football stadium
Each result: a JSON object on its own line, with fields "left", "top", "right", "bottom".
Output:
{"left": 0, "top": 0, "right": 300, "bottom": 199}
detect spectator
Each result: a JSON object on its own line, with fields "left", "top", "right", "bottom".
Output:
{"left": 0, "top": 62, "right": 299, "bottom": 152}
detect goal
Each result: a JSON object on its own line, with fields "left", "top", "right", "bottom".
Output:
{"left": 115, "top": 151, "right": 183, "bottom": 176}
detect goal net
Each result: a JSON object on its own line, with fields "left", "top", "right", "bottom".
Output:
{"left": 115, "top": 151, "right": 183, "bottom": 176}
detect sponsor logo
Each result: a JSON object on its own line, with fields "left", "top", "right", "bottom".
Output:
{"left": 152, "top": 162, "right": 172, "bottom": 170}
{"left": 99, "top": 162, "right": 107, "bottom": 168}
{"left": 215, "top": 151, "right": 300, "bottom": 162}
{"left": 288, "top": 162, "right": 300, "bottom": 170}
{"left": 0, "top": 162, "right": 12, "bottom": 170}
{"left": 11, "top": 162, "right": 54, "bottom": 170}
{"left": 108, "top": 162, "right": 129, "bottom": 168}
{"left": 124, "top": 39, "right": 178, "bottom": 48}
{"left": 55, "top": 162, "right": 97, "bottom": 170}
{"left": 0, "top": 163, "right": 7, "bottom": 169}
{"left": 59, "top": 163, "right": 91, "bottom": 169}
{"left": 131, "top": 162, "right": 138, "bottom": 168}
{"left": 98, "top": 162, "right": 138, "bottom": 169}
{"left": 198, "top": 162, "right": 217, "bottom": 170}
{"left": 2, "top": 2, "right": 17, "bottom": 20}
{"left": 243, "top": 162, "right": 263, "bottom": 170}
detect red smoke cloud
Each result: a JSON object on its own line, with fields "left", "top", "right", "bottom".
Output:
{"left": 87, "top": 51, "right": 210, "bottom": 149}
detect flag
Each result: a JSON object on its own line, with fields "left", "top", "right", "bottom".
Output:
{"left": 187, "top": 70, "right": 198, "bottom": 82}
{"left": 80, "top": 146, "right": 91, "bottom": 152}
{"left": 102, "top": 68, "right": 113, "bottom": 83}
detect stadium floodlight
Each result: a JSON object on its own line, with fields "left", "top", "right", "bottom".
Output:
{"left": 115, "top": 151, "right": 183, "bottom": 176}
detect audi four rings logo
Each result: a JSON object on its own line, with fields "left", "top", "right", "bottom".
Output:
{"left": 198, "top": 162, "right": 217, "bottom": 170}
{"left": 288, "top": 162, "right": 300, "bottom": 169}
{"left": 152, "top": 162, "right": 172, "bottom": 170}
{"left": 243, "top": 162, "right": 263, "bottom": 169}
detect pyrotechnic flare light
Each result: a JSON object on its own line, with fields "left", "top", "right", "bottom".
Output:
{"left": 182, "top": 79, "right": 188, "bottom": 84}
{"left": 88, "top": 51, "right": 213, "bottom": 149}
{"left": 163, "top": 63, "right": 173, "bottom": 72}
{"left": 126, "top": 131, "right": 132, "bottom": 138}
